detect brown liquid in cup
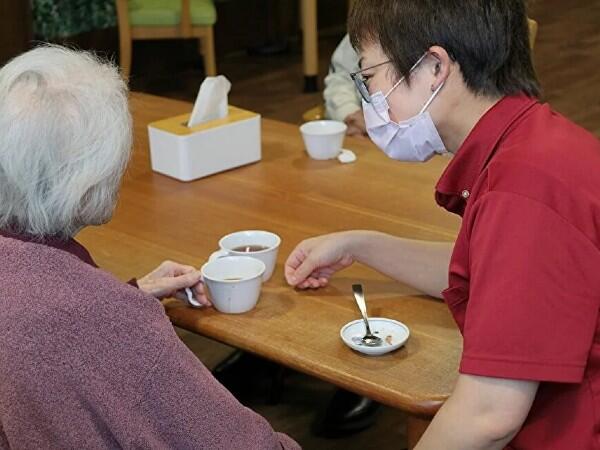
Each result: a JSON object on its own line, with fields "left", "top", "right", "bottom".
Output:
{"left": 232, "top": 245, "right": 269, "bottom": 253}
{"left": 223, "top": 277, "right": 243, "bottom": 281}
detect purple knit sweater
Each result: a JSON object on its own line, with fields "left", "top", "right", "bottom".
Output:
{"left": 0, "top": 231, "right": 300, "bottom": 450}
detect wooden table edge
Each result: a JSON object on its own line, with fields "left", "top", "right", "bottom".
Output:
{"left": 166, "top": 305, "right": 448, "bottom": 418}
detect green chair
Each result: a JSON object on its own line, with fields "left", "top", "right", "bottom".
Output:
{"left": 116, "top": 0, "right": 217, "bottom": 78}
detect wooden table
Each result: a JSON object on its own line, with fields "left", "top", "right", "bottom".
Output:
{"left": 78, "top": 92, "right": 462, "bottom": 448}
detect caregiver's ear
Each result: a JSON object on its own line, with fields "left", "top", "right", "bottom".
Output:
{"left": 427, "top": 45, "right": 453, "bottom": 89}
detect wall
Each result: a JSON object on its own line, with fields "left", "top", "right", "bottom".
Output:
{"left": 0, "top": 0, "right": 32, "bottom": 64}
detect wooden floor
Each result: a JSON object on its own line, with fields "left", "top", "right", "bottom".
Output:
{"left": 131, "top": 1, "right": 600, "bottom": 448}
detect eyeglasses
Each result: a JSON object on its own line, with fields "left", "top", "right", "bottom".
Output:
{"left": 350, "top": 53, "right": 429, "bottom": 104}
{"left": 350, "top": 60, "right": 392, "bottom": 104}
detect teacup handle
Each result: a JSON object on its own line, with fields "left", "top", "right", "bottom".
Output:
{"left": 184, "top": 250, "right": 228, "bottom": 307}
{"left": 184, "top": 272, "right": 206, "bottom": 308}
{"left": 209, "top": 249, "right": 231, "bottom": 261}
{"left": 185, "top": 250, "right": 228, "bottom": 307}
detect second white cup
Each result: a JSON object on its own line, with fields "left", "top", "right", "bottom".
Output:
{"left": 299, "top": 120, "right": 347, "bottom": 160}
{"left": 210, "top": 230, "right": 281, "bottom": 281}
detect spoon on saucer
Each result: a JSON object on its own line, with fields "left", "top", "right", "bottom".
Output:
{"left": 351, "top": 284, "right": 383, "bottom": 347}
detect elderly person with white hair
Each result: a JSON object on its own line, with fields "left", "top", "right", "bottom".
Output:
{"left": 0, "top": 46, "right": 299, "bottom": 450}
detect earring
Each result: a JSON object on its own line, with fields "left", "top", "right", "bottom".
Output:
{"left": 431, "top": 85, "right": 436, "bottom": 92}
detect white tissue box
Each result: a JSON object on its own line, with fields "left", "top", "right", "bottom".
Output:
{"left": 148, "top": 106, "right": 261, "bottom": 182}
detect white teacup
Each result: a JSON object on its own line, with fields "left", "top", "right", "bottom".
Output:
{"left": 211, "top": 230, "right": 281, "bottom": 281}
{"left": 300, "top": 120, "right": 347, "bottom": 160}
{"left": 201, "top": 256, "right": 265, "bottom": 314}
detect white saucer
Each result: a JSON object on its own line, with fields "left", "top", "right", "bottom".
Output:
{"left": 340, "top": 317, "right": 410, "bottom": 356}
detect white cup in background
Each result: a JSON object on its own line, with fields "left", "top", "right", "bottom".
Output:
{"left": 300, "top": 120, "right": 347, "bottom": 160}
{"left": 201, "top": 256, "right": 265, "bottom": 314}
{"left": 210, "top": 230, "right": 281, "bottom": 281}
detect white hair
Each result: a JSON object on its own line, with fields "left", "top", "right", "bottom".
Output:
{"left": 0, "top": 45, "right": 132, "bottom": 239}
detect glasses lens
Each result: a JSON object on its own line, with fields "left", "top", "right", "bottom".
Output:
{"left": 352, "top": 74, "right": 371, "bottom": 103}
{"left": 359, "top": 80, "right": 371, "bottom": 103}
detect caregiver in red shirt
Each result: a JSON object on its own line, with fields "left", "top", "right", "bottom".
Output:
{"left": 284, "top": 1, "right": 600, "bottom": 449}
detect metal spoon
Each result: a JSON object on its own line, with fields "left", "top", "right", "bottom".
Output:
{"left": 351, "top": 284, "right": 383, "bottom": 347}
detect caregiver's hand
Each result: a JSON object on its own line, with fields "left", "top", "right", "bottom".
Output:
{"left": 285, "top": 232, "right": 356, "bottom": 289}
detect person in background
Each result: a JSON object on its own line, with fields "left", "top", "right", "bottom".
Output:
{"left": 324, "top": 34, "right": 366, "bottom": 137}
{"left": 0, "top": 45, "right": 299, "bottom": 450}
{"left": 286, "top": 0, "right": 600, "bottom": 448}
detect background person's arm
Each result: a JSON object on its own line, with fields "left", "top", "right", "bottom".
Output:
{"left": 324, "top": 35, "right": 363, "bottom": 127}
{"left": 415, "top": 374, "right": 538, "bottom": 450}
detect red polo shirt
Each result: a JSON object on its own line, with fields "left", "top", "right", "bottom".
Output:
{"left": 436, "top": 94, "right": 600, "bottom": 449}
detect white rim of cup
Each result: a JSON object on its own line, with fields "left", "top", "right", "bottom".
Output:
{"left": 201, "top": 256, "right": 266, "bottom": 283}
{"left": 219, "top": 230, "right": 281, "bottom": 255}
{"left": 300, "top": 120, "right": 347, "bottom": 135}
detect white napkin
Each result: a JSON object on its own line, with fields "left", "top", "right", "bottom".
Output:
{"left": 187, "top": 75, "right": 232, "bottom": 127}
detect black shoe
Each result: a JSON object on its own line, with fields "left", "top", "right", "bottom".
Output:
{"left": 312, "top": 389, "right": 381, "bottom": 438}
{"left": 213, "top": 350, "right": 286, "bottom": 404}
{"left": 213, "top": 350, "right": 263, "bottom": 398}
{"left": 247, "top": 39, "right": 289, "bottom": 56}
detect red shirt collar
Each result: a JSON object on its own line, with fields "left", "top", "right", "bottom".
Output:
{"left": 0, "top": 228, "right": 98, "bottom": 268}
{"left": 435, "top": 94, "right": 539, "bottom": 215}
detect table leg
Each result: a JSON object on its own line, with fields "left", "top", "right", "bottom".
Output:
{"left": 301, "top": 0, "right": 318, "bottom": 92}
{"left": 407, "top": 415, "right": 431, "bottom": 449}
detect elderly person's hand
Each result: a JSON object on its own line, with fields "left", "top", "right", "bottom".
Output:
{"left": 344, "top": 110, "right": 367, "bottom": 137}
{"left": 138, "top": 260, "right": 211, "bottom": 306}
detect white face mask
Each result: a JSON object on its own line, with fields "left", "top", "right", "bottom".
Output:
{"left": 362, "top": 55, "right": 447, "bottom": 162}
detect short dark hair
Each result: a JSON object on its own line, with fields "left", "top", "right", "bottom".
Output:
{"left": 348, "top": 0, "right": 540, "bottom": 98}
